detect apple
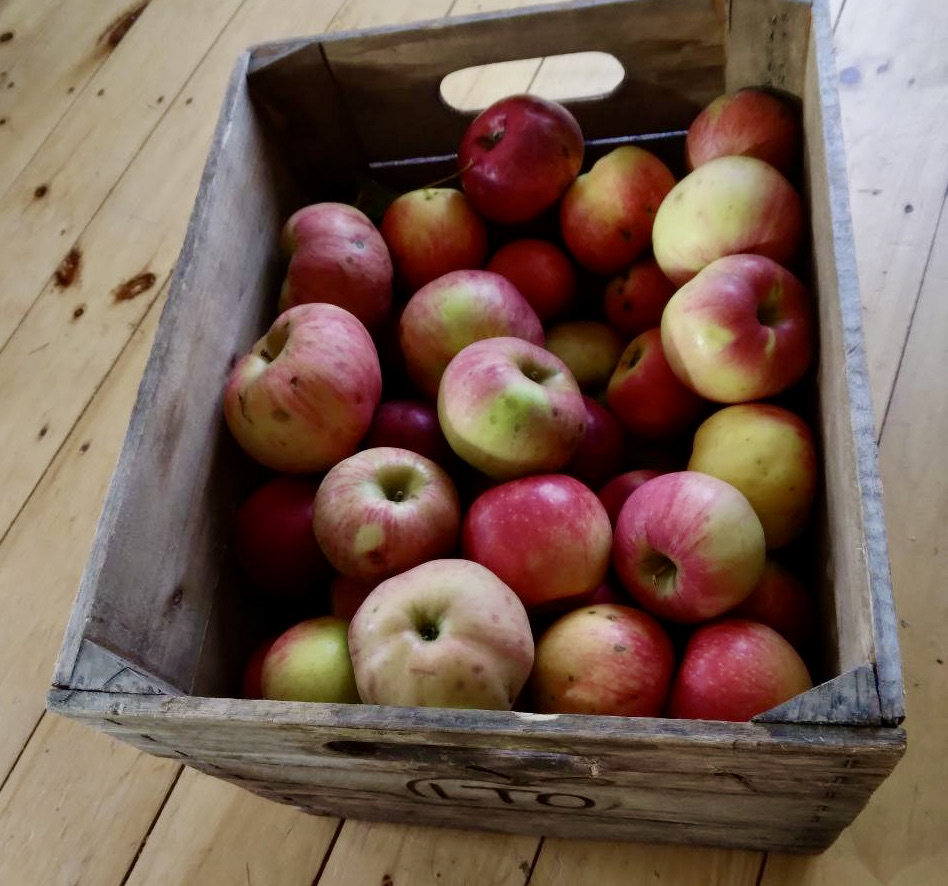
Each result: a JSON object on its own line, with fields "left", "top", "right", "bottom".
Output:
{"left": 241, "top": 635, "right": 277, "bottom": 699}
{"left": 563, "top": 395, "right": 627, "bottom": 489}
{"left": 586, "top": 580, "right": 630, "bottom": 607}
{"left": 380, "top": 187, "right": 488, "bottom": 292}
{"left": 597, "top": 469, "right": 662, "bottom": 528}
{"left": 360, "top": 399, "right": 456, "bottom": 470}
{"left": 666, "top": 618, "right": 813, "bottom": 721}
{"left": 687, "top": 403, "right": 818, "bottom": 549}
{"left": 603, "top": 257, "right": 676, "bottom": 340}
{"left": 730, "top": 559, "right": 816, "bottom": 651}
{"left": 661, "top": 254, "right": 814, "bottom": 403}
{"left": 652, "top": 155, "right": 804, "bottom": 285}
{"left": 330, "top": 574, "right": 378, "bottom": 621}
{"left": 606, "top": 329, "right": 707, "bottom": 440}
{"left": 399, "top": 269, "right": 544, "bottom": 399}
{"left": 461, "top": 474, "right": 612, "bottom": 611}
{"left": 223, "top": 303, "right": 382, "bottom": 473}
{"left": 232, "top": 476, "right": 331, "bottom": 598}
{"left": 278, "top": 202, "right": 393, "bottom": 329}
{"left": 458, "top": 94, "right": 584, "bottom": 224}
{"left": 613, "top": 471, "right": 765, "bottom": 623}
{"left": 486, "top": 238, "right": 577, "bottom": 322}
{"left": 560, "top": 146, "right": 676, "bottom": 275}
{"left": 261, "top": 617, "right": 360, "bottom": 703}
{"left": 312, "top": 447, "right": 461, "bottom": 581}
{"left": 438, "top": 337, "right": 586, "bottom": 480}
{"left": 686, "top": 89, "right": 801, "bottom": 176}
{"left": 348, "top": 558, "right": 534, "bottom": 709}
{"left": 531, "top": 604, "right": 675, "bottom": 716}
{"left": 544, "top": 321, "right": 624, "bottom": 393}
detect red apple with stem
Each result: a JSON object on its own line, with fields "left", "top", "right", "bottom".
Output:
{"left": 661, "top": 254, "right": 814, "bottom": 403}
{"left": 603, "top": 257, "right": 676, "bottom": 340}
{"left": 666, "top": 618, "right": 813, "bottom": 721}
{"left": 438, "top": 337, "right": 585, "bottom": 480}
{"left": 348, "top": 559, "right": 535, "bottom": 709}
{"left": 606, "top": 329, "right": 707, "bottom": 440}
{"left": 279, "top": 202, "right": 393, "bottom": 329}
{"left": 462, "top": 473, "right": 612, "bottom": 611}
{"left": 380, "top": 187, "right": 488, "bottom": 292}
{"left": 613, "top": 471, "right": 766, "bottom": 623}
{"left": 459, "top": 94, "right": 584, "bottom": 225}
{"left": 223, "top": 303, "right": 382, "bottom": 473}
{"left": 399, "top": 269, "right": 544, "bottom": 400}
{"left": 232, "top": 476, "right": 330, "bottom": 598}
{"left": 312, "top": 447, "right": 461, "bottom": 581}
{"left": 486, "top": 238, "right": 577, "bottom": 322}
{"left": 532, "top": 604, "right": 676, "bottom": 716}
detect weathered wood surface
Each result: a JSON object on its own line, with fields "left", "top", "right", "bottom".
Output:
{"left": 0, "top": 0, "right": 942, "bottom": 881}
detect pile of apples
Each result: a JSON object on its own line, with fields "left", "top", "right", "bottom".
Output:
{"left": 225, "top": 88, "right": 820, "bottom": 723}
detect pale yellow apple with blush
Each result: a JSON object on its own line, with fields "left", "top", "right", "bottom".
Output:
{"left": 545, "top": 321, "right": 624, "bottom": 392}
{"left": 688, "top": 404, "right": 818, "bottom": 549}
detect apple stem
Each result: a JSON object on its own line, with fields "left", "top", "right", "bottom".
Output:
{"left": 392, "top": 490, "right": 405, "bottom": 503}
{"left": 418, "top": 158, "right": 474, "bottom": 190}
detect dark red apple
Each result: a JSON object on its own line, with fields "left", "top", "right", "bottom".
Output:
{"left": 361, "top": 399, "right": 455, "bottom": 470}
{"left": 729, "top": 559, "right": 817, "bottom": 652}
{"left": 486, "top": 238, "right": 577, "bottom": 322}
{"left": 606, "top": 329, "right": 707, "bottom": 440}
{"left": 241, "top": 635, "right": 278, "bottom": 699}
{"left": 459, "top": 94, "right": 584, "bottom": 225}
{"left": 563, "top": 395, "right": 627, "bottom": 489}
{"left": 232, "top": 476, "right": 330, "bottom": 598}
{"left": 597, "top": 469, "right": 662, "bottom": 528}
{"left": 666, "top": 618, "right": 813, "bottom": 721}
{"left": 603, "top": 257, "right": 676, "bottom": 340}
{"left": 330, "top": 574, "right": 378, "bottom": 621}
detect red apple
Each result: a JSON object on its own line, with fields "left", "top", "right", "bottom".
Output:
{"left": 586, "top": 580, "right": 630, "bottom": 607}
{"left": 380, "top": 187, "right": 488, "bottom": 292}
{"left": 606, "top": 329, "right": 707, "bottom": 440}
{"left": 232, "top": 476, "right": 330, "bottom": 598}
{"left": 666, "top": 618, "right": 813, "bottom": 721}
{"left": 486, "top": 238, "right": 577, "bottom": 322}
{"left": 688, "top": 404, "right": 818, "bottom": 549}
{"left": 312, "top": 447, "right": 460, "bottom": 581}
{"left": 560, "top": 146, "right": 676, "bottom": 275}
{"left": 360, "top": 399, "right": 455, "bottom": 470}
{"left": 661, "top": 254, "right": 814, "bottom": 403}
{"left": 603, "top": 257, "right": 676, "bottom": 340}
{"left": 462, "top": 474, "right": 612, "bottom": 611}
{"left": 348, "top": 558, "right": 535, "bottom": 709}
{"left": 438, "top": 338, "right": 585, "bottom": 480}
{"left": 730, "top": 560, "right": 816, "bottom": 651}
{"left": 597, "top": 469, "right": 662, "bottom": 528}
{"left": 532, "top": 604, "right": 675, "bottom": 716}
{"left": 330, "top": 574, "right": 378, "bottom": 621}
{"left": 241, "top": 635, "right": 277, "bottom": 699}
{"left": 613, "top": 471, "right": 766, "bottom": 623}
{"left": 261, "top": 617, "right": 361, "bottom": 703}
{"left": 563, "top": 395, "right": 627, "bottom": 489}
{"left": 458, "top": 94, "right": 584, "bottom": 225}
{"left": 399, "top": 269, "right": 544, "bottom": 399}
{"left": 544, "top": 321, "right": 625, "bottom": 393}
{"left": 652, "top": 156, "right": 803, "bottom": 285}
{"left": 686, "top": 89, "right": 801, "bottom": 176}
{"left": 223, "top": 303, "right": 382, "bottom": 472}
{"left": 279, "top": 202, "right": 393, "bottom": 329}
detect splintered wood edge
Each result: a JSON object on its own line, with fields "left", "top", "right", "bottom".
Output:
{"left": 807, "top": 0, "right": 905, "bottom": 726}
{"left": 753, "top": 664, "right": 881, "bottom": 725}
{"left": 48, "top": 50, "right": 254, "bottom": 694}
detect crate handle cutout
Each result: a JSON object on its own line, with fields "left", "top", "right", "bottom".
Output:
{"left": 439, "top": 52, "right": 625, "bottom": 113}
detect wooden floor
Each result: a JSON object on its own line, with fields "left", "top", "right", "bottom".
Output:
{"left": 0, "top": 0, "right": 945, "bottom": 882}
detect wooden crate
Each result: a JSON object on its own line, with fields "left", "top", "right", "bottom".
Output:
{"left": 47, "top": 0, "right": 906, "bottom": 853}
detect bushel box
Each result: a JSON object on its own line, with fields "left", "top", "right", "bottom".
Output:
{"left": 48, "top": 0, "right": 906, "bottom": 853}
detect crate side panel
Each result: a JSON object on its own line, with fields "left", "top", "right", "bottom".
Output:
{"left": 53, "top": 55, "right": 299, "bottom": 694}
{"left": 725, "top": 0, "right": 811, "bottom": 95}
{"left": 319, "top": 0, "right": 726, "bottom": 161}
